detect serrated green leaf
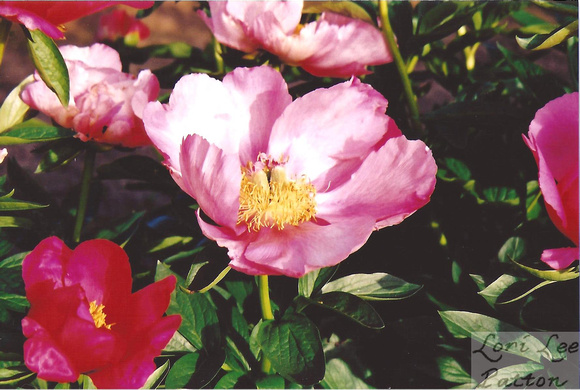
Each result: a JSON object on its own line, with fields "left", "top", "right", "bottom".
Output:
{"left": 0, "top": 119, "right": 73, "bottom": 145}
{"left": 438, "top": 311, "right": 547, "bottom": 362}
{"left": 475, "top": 362, "right": 544, "bottom": 389}
{"left": 321, "top": 272, "right": 422, "bottom": 301}
{"left": 140, "top": 360, "right": 169, "bottom": 389}
{"left": 321, "top": 358, "right": 374, "bottom": 389}
{"left": 306, "top": 292, "right": 384, "bottom": 329}
{"left": 298, "top": 265, "right": 338, "bottom": 298}
{"left": 25, "top": 28, "right": 69, "bottom": 106}
{"left": 0, "top": 216, "right": 33, "bottom": 229}
{"left": 302, "top": 1, "right": 372, "bottom": 23}
{"left": 517, "top": 20, "right": 578, "bottom": 51}
{"left": 498, "top": 237, "right": 526, "bottom": 264}
{"left": 478, "top": 274, "right": 525, "bottom": 306}
{"left": 437, "top": 356, "right": 472, "bottom": 384}
{"left": 0, "top": 75, "right": 34, "bottom": 134}
{"left": 258, "top": 313, "right": 325, "bottom": 386}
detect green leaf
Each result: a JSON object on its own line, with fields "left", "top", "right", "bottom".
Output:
{"left": 163, "top": 330, "right": 198, "bottom": 353}
{"left": 442, "top": 158, "right": 472, "bottom": 181}
{"left": 0, "top": 119, "right": 73, "bottom": 145}
{"left": 525, "top": 180, "right": 542, "bottom": 220}
{"left": 148, "top": 236, "right": 193, "bottom": 253}
{"left": 478, "top": 274, "right": 525, "bottom": 306}
{"left": 35, "top": 138, "right": 83, "bottom": 173}
{"left": 185, "top": 261, "right": 208, "bottom": 288}
{"left": 305, "top": 292, "right": 384, "bottom": 329}
{"left": 321, "top": 358, "right": 374, "bottom": 389}
{"left": 470, "top": 274, "right": 486, "bottom": 291}
{"left": 437, "top": 356, "right": 472, "bottom": 384}
{"left": 497, "top": 237, "right": 525, "bottom": 264}
{"left": 25, "top": 28, "right": 69, "bottom": 106}
{"left": 256, "top": 374, "right": 285, "bottom": 389}
{"left": 438, "top": 311, "right": 547, "bottom": 362}
{"left": 481, "top": 187, "right": 519, "bottom": 206}
{"left": 96, "top": 211, "right": 144, "bottom": 241}
{"left": 214, "top": 371, "right": 246, "bottom": 389}
{"left": 321, "top": 272, "right": 422, "bottom": 301}
{"left": 517, "top": 20, "right": 578, "bottom": 51}
{"left": 257, "top": 312, "right": 325, "bottom": 386}
{"left": 509, "top": 260, "right": 579, "bottom": 281}
{"left": 165, "top": 351, "right": 225, "bottom": 389}
{"left": 0, "top": 216, "right": 33, "bottom": 229}
{"left": 298, "top": 265, "right": 338, "bottom": 298}
{"left": 0, "top": 75, "right": 34, "bottom": 134}
{"left": 0, "top": 293, "right": 28, "bottom": 312}
{"left": 302, "top": 1, "right": 372, "bottom": 23}
{"left": 171, "top": 290, "right": 221, "bottom": 351}
{"left": 497, "top": 280, "right": 557, "bottom": 305}
{"left": 475, "top": 362, "right": 544, "bottom": 389}
{"left": 0, "top": 198, "right": 47, "bottom": 211}
{"left": 140, "top": 360, "right": 169, "bottom": 389}
{"left": 0, "top": 252, "right": 27, "bottom": 270}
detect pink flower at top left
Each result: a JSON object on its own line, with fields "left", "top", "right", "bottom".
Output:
{"left": 0, "top": 1, "right": 153, "bottom": 39}
{"left": 21, "top": 43, "right": 159, "bottom": 148}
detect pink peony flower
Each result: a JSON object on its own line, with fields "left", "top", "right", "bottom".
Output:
{"left": 97, "top": 9, "right": 150, "bottom": 44}
{"left": 198, "top": 1, "right": 393, "bottom": 78}
{"left": 21, "top": 43, "right": 159, "bottom": 148}
{"left": 523, "top": 92, "right": 579, "bottom": 269}
{"left": 0, "top": 1, "right": 153, "bottom": 39}
{"left": 22, "top": 237, "right": 181, "bottom": 389}
{"left": 143, "top": 66, "right": 436, "bottom": 278}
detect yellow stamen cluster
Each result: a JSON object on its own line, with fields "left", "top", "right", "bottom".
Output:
{"left": 238, "top": 165, "right": 317, "bottom": 231}
{"left": 89, "top": 301, "right": 114, "bottom": 330}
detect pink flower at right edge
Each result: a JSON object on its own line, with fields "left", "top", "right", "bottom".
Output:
{"left": 0, "top": 1, "right": 153, "bottom": 39}
{"left": 198, "top": 1, "right": 393, "bottom": 78}
{"left": 143, "top": 66, "right": 437, "bottom": 278}
{"left": 523, "top": 92, "right": 579, "bottom": 269}
{"left": 21, "top": 43, "right": 159, "bottom": 148}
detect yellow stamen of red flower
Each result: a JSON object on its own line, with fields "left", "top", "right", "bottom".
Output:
{"left": 89, "top": 301, "right": 113, "bottom": 330}
{"left": 238, "top": 163, "right": 316, "bottom": 232}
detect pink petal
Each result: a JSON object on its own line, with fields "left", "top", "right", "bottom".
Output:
{"left": 64, "top": 239, "right": 132, "bottom": 315}
{"left": 122, "top": 276, "right": 177, "bottom": 333}
{"left": 22, "top": 237, "right": 72, "bottom": 291}
{"left": 541, "top": 247, "right": 579, "bottom": 270}
{"left": 23, "top": 332, "right": 79, "bottom": 383}
{"left": 524, "top": 92, "right": 579, "bottom": 244}
{"left": 60, "top": 43, "right": 122, "bottom": 71}
{"left": 180, "top": 135, "right": 244, "bottom": 232}
{"left": 221, "top": 67, "right": 292, "bottom": 163}
{"left": 235, "top": 216, "right": 377, "bottom": 278}
{"left": 226, "top": 1, "right": 303, "bottom": 37}
{"left": 269, "top": 12, "right": 392, "bottom": 78}
{"left": 268, "top": 77, "right": 397, "bottom": 190}
{"left": 0, "top": 5, "right": 64, "bottom": 39}
{"left": 317, "top": 131, "right": 437, "bottom": 229}
{"left": 89, "top": 315, "right": 181, "bottom": 389}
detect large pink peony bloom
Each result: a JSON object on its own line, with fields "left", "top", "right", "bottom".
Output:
{"left": 198, "top": 1, "right": 393, "bottom": 78}
{"left": 0, "top": 1, "right": 153, "bottom": 39}
{"left": 22, "top": 237, "right": 181, "bottom": 389}
{"left": 523, "top": 92, "right": 579, "bottom": 269}
{"left": 143, "top": 66, "right": 436, "bottom": 278}
{"left": 21, "top": 43, "right": 159, "bottom": 148}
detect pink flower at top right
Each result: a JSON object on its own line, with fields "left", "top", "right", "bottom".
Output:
{"left": 523, "top": 92, "right": 579, "bottom": 269}
{"left": 198, "top": 1, "right": 393, "bottom": 78}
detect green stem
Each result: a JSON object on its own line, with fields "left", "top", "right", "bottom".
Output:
{"left": 73, "top": 147, "right": 96, "bottom": 243}
{"left": 258, "top": 275, "right": 274, "bottom": 373}
{"left": 198, "top": 266, "right": 231, "bottom": 293}
{"left": 0, "top": 20, "right": 12, "bottom": 68}
{"left": 378, "top": 0, "right": 422, "bottom": 134}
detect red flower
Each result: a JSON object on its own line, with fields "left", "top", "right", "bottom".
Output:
{"left": 0, "top": 1, "right": 153, "bottom": 39}
{"left": 97, "top": 9, "right": 150, "bottom": 44}
{"left": 21, "top": 237, "right": 181, "bottom": 389}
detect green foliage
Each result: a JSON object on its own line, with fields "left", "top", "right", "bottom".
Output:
{"left": 321, "top": 272, "right": 422, "bottom": 301}
{"left": 0, "top": 119, "right": 73, "bottom": 145}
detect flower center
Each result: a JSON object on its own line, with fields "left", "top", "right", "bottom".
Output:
{"left": 238, "top": 156, "right": 316, "bottom": 232}
{"left": 89, "top": 301, "right": 114, "bottom": 330}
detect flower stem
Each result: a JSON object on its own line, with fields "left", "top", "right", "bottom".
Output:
{"left": 258, "top": 275, "right": 274, "bottom": 373}
{"left": 198, "top": 266, "right": 231, "bottom": 293}
{"left": 378, "top": 0, "right": 422, "bottom": 134}
{"left": 73, "top": 147, "right": 96, "bottom": 243}
{"left": 0, "top": 20, "right": 12, "bottom": 68}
